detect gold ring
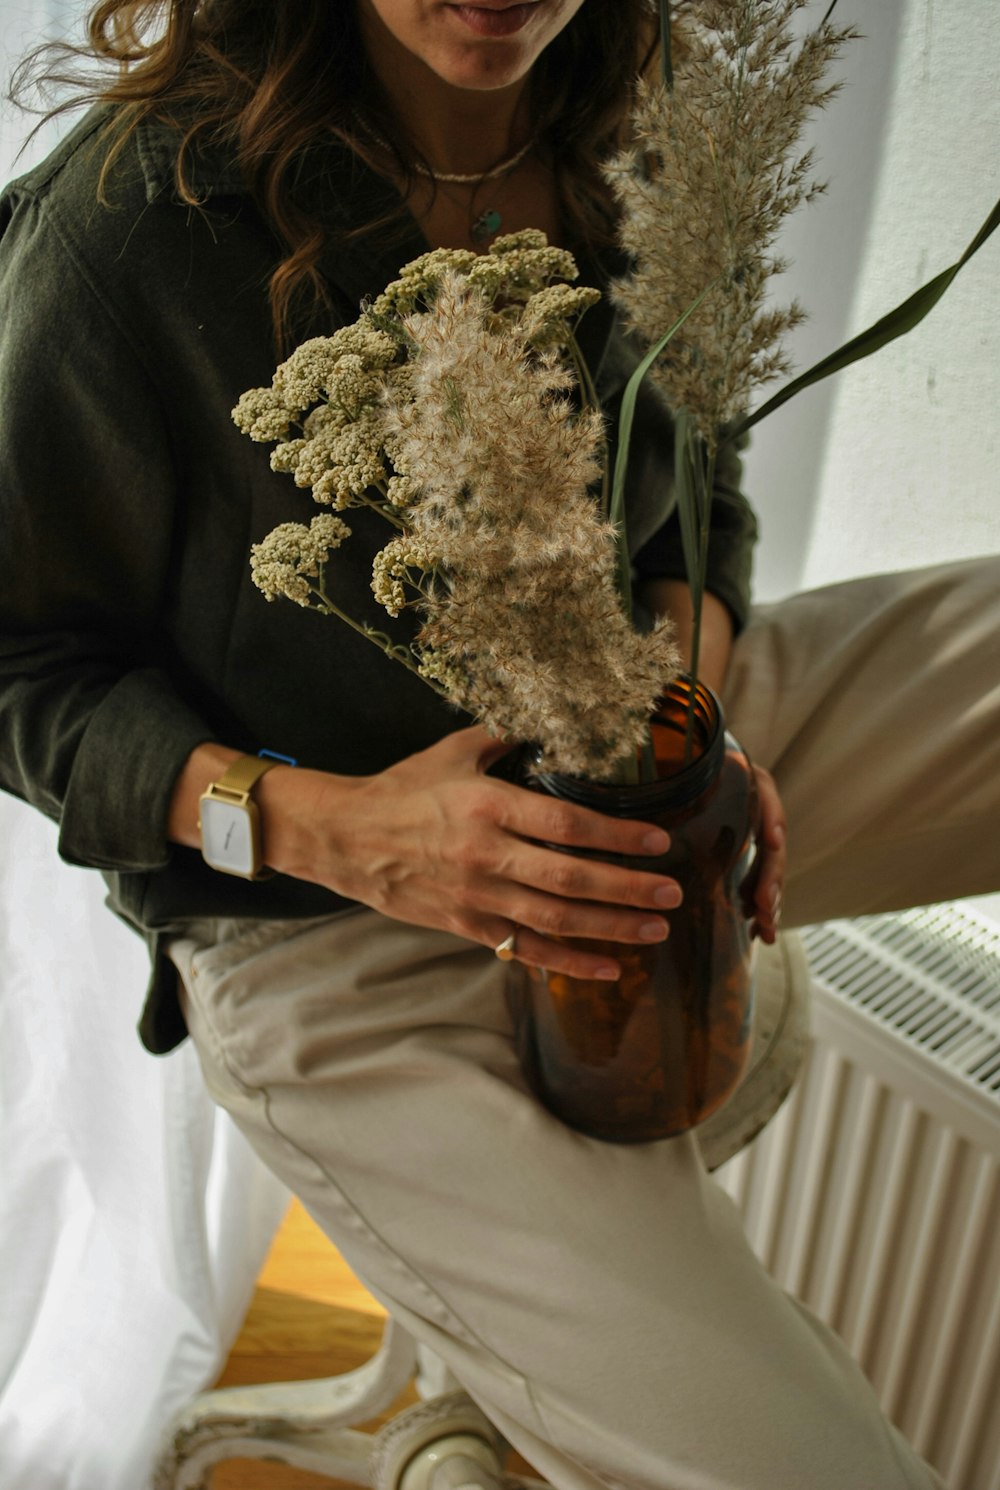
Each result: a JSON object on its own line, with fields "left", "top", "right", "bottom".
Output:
{"left": 494, "top": 930, "right": 518, "bottom": 962}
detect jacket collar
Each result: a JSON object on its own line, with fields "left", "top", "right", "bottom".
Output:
{"left": 134, "top": 113, "right": 429, "bottom": 314}
{"left": 133, "top": 113, "right": 619, "bottom": 367}
{"left": 134, "top": 114, "right": 248, "bottom": 201}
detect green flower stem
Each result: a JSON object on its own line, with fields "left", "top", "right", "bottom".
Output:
{"left": 307, "top": 581, "right": 451, "bottom": 700}
{"left": 363, "top": 486, "right": 406, "bottom": 529}
{"left": 606, "top": 282, "right": 720, "bottom": 783}
{"left": 722, "top": 194, "right": 1000, "bottom": 447}
{"left": 603, "top": 731, "right": 655, "bottom": 788}
{"left": 659, "top": 0, "right": 673, "bottom": 90}
{"left": 638, "top": 731, "right": 657, "bottom": 785}
{"left": 670, "top": 413, "right": 713, "bottom": 762}
{"left": 610, "top": 281, "right": 720, "bottom": 622}
{"left": 566, "top": 328, "right": 609, "bottom": 518}
{"left": 684, "top": 443, "right": 715, "bottom": 764}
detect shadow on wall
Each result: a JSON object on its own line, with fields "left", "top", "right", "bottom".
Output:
{"left": 742, "top": 0, "right": 905, "bottom": 603}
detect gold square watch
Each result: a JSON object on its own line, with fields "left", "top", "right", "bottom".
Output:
{"left": 198, "top": 754, "right": 278, "bottom": 879}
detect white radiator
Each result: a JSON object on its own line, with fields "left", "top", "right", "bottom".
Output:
{"left": 714, "top": 904, "right": 1000, "bottom": 1490}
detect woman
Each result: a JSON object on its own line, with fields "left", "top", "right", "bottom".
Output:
{"left": 1, "top": 3, "right": 994, "bottom": 1486}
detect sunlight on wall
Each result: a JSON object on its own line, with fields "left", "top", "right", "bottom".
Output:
{"left": 742, "top": 0, "right": 999, "bottom": 600}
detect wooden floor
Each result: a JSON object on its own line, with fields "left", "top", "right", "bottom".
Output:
{"left": 205, "top": 1198, "right": 536, "bottom": 1489}
{"left": 209, "top": 1198, "right": 418, "bottom": 1490}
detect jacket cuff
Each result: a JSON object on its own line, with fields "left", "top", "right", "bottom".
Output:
{"left": 633, "top": 509, "right": 758, "bottom": 634}
{"left": 57, "top": 669, "right": 213, "bottom": 871}
{"left": 633, "top": 553, "right": 754, "bottom": 635}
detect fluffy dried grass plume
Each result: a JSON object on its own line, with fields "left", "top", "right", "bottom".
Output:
{"left": 235, "top": 237, "right": 680, "bottom": 780}
{"left": 383, "top": 271, "right": 679, "bottom": 778}
{"left": 608, "top": 0, "right": 857, "bottom": 450}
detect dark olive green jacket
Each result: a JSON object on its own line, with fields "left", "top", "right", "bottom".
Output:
{"left": 0, "top": 106, "right": 757, "bottom": 1052}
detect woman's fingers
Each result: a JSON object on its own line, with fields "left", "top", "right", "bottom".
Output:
{"left": 488, "top": 923, "right": 629, "bottom": 982}
{"left": 500, "top": 781, "right": 673, "bottom": 860}
{"left": 271, "top": 728, "right": 691, "bottom": 974}
{"left": 468, "top": 839, "right": 678, "bottom": 973}
{"left": 498, "top": 834, "right": 682, "bottom": 912}
{"left": 454, "top": 724, "right": 677, "bottom": 860}
{"left": 449, "top": 803, "right": 685, "bottom": 977}
{"left": 262, "top": 725, "right": 789, "bottom": 976}
{"left": 748, "top": 765, "right": 786, "bottom": 944}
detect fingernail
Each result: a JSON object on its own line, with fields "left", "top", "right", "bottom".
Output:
{"left": 642, "top": 829, "right": 670, "bottom": 853}
{"left": 640, "top": 919, "right": 668, "bottom": 941}
{"left": 654, "top": 883, "right": 682, "bottom": 909}
{"left": 595, "top": 964, "right": 620, "bottom": 980}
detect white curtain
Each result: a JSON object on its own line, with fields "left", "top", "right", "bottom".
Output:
{"left": 0, "top": 803, "right": 289, "bottom": 1490}
{"left": 0, "top": 7, "right": 290, "bottom": 1489}
{"left": 1, "top": 2, "right": 997, "bottom": 1486}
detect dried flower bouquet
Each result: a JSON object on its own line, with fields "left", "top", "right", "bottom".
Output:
{"left": 612, "top": 0, "right": 998, "bottom": 695}
{"left": 235, "top": 0, "right": 998, "bottom": 785}
{"left": 606, "top": 0, "right": 856, "bottom": 687}
{"left": 235, "top": 235, "right": 680, "bottom": 781}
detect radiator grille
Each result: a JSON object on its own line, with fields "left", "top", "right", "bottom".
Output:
{"left": 800, "top": 905, "right": 1000, "bottom": 1094}
{"left": 715, "top": 905, "right": 1000, "bottom": 1490}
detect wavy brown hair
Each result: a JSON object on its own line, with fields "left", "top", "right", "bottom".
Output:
{"left": 13, "top": 1, "right": 658, "bottom": 343}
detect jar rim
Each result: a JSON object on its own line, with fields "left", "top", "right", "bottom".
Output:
{"left": 531, "top": 677, "right": 726, "bottom": 814}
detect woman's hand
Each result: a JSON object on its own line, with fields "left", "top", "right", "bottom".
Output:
{"left": 635, "top": 581, "right": 785, "bottom": 943}
{"left": 745, "top": 764, "right": 786, "bottom": 944}
{"left": 256, "top": 725, "right": 685, "bottom": 981}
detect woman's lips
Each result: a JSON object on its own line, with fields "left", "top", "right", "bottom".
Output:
{"left": 447, "top": 4, "right": 540, "bottom": 38}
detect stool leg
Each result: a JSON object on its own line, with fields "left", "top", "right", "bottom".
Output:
{"left": 372, "top": 1392, "right": 503, "bottom": 1490}
{"left": 152, "top": 1317, "right": 418, "bottom": 1489}
{"left": 371, "top": 1390, "right": 552, "bottom": 1490}
{"left": 415, "top": 1342, "right": 464, "bottom": 1399}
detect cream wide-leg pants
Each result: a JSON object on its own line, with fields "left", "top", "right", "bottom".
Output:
{"left": 169, "top": 556, "right": 999, "bottom": 1490}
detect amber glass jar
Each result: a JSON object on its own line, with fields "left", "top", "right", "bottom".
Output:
{"left": 509, "top": 678, "right": 759, "bottom": 1143}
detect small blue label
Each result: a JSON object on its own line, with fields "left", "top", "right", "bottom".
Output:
{"left": 258, "top": 749, "right": 298, "bottom": 767}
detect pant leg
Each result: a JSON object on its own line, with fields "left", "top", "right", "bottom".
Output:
{"left": 169, "top": 911, "right": 942, "bottom": 1490}
{"left": 722, "top": 555, "right": 1000, "bottom": 926}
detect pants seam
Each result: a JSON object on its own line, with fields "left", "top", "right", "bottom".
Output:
{"left": 257, "top": 1078, "right": 552, "bottom": 1439}
{"left": 183, "top": 952, "right": 551, "bottom": 1441}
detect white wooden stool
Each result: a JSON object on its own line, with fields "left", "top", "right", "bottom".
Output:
{"left": 153, "top": 933, "right": 810, "bottom": 1490}
{"left": 152, "top": 1322, "right": 535, "bottom": 1490}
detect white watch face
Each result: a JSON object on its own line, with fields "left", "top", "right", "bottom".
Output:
{"left": 200, "top": 797, "right": 256, "bottom": 876}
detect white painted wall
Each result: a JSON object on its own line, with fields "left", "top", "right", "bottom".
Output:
{"left": 739, "top": 0, "right": 1000, "bottom": 926}
{"left": 741, "top": 0, "right": 1000, "bottom": 600}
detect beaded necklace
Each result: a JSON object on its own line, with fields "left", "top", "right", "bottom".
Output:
{"left": 359, "top": 123, "right": 537, "bottom": 243}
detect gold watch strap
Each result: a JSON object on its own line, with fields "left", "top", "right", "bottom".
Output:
{"left": 212, "top": 753, "right": 279, "bottom": 798}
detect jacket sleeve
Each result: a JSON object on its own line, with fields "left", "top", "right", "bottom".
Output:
{"left": 0, "top": 187, "right": 213, "bottom": 871}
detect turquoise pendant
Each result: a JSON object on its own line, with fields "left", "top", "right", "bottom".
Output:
{"left": 472, "top": 208, "right": 502, "bottom": 242}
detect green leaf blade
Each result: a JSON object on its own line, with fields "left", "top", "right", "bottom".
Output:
{"left": 726, "top": 196, "right": 1000, "bottom": 443}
